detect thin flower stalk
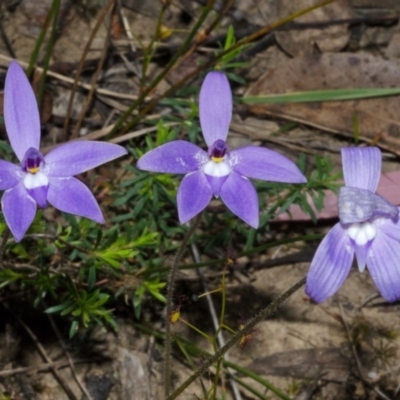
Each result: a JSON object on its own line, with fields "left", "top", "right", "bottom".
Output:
{"left": 164, "top": 213, "right": 202, "bottom": 398}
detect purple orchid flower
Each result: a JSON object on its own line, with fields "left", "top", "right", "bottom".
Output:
{"left": 306, "top": 147, "right": 400, "bottom": 303}
{"left": 137, "top": 71, "right": 306, "bottom": 227}
{"left": 0, "top": 61, "right": 127, "bottom": 241}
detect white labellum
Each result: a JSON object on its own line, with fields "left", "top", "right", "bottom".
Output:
{"left": 23, "top": 171, "right": 49, "bottom": 189}
{"left": 203, "top": 160, "right": 230, "bottom": 177}
{"left": 347, "top": 221, "right": 377, "bottom": 246}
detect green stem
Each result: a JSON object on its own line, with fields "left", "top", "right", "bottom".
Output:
{"left": 224, "top": 360, "right": 291, "bottom": 400}
{"left": 217, "top": 267, "right": 227, "bottom": 337}
{"left": 109, "top": 0, "right": 216, "bottom": 137}
{"left": 27, "top": 2, "right": 55, "bottom": 77}
{"left": 179, "top": 318, "right": 212, "bottom": 341}
{"left": 174, "top": 335, "right": 209, "bottom": 398}
{"left": 234, "top": 377, "right": 269, "bottom": 400}
{"left": 167, "top": 276, "right": 306, "bottom": 400}
{"left": 177, "top": 0, "right": 234, "bottom": 66}
{"left": 134, "top": 321, "right": 290, "bottom": 398}
{"left": 141, "top": 4, "right": 169, "bottom": 83}
{"left": 37, "top": 0, "right": 61, "bottom": 108}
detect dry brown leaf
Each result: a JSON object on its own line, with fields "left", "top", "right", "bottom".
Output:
{"left": 275, "top": 0, "right": 352, "bottom": 56}
{"left": 251, "top": 347, "right": 350, "bottom": 381}
{"left": 246, "top": 52, "right": 400, "bottom": 149}
{"left": 122, "top": 0, "right": 164, "bottom": 17}
{"left": 385, "top": 31, "right": 400, "bottom": 58}
{"left": 234, "top": 0, "right": 279, "bottom": 27}
{"left": 19, "top": 0, "right": 73, "bottom": 33}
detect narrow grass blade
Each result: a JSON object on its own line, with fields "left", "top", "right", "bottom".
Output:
{"left": 242, "top": 88, "right": 400, "bottom": 104}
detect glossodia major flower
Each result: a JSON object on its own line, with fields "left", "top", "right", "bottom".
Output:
{"left": 137, "top": 71, "right": 306, "bottom": 228}
{"left": 0, "top": 61, "right": 127, "bottom": 241}
{"left": 306, "top": 147, "right": 400, "bottom": 303}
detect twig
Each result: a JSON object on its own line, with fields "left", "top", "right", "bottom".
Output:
{"left": 46, "top": 310, "right": 94, "bottom": 400}
{"left": 339, "top": 304, "right": 392, "bottom": 400}
{"left": 358, "top": 293, "right": 381, "bottom": 310}
{"left": 41, "top": 121, "right": 179, "bottom": 153}
{"left": 167, "top": 276, "right": 306, "bottom": 400}
{"left": 97, "top": 94, "right": 130, "bottom": 112}
{"left": 62, "top": 0, "right": 115, "bottom": 141}
{"left": 117, "top": 0, "right": 136, "bottom": 55}
{"left": 190, "top": 243, "right": 242, "bottom": 400}
{"left": 13, "top": 314, "right": 78, "bottom": 400}
{"left": 229, "top": 122, "right": 316, "bottom": 155}
{"left": 338, "top": 304, "right": 365, "bottom": 378}
{"left": 109, "top": 0, "right": 217, "bottom": 137}
{"left": 395, "top": 380, "right": 400, "bottom": 398}
{"left": 174, "top": 0, "right": 234, "bottom": 69}
{"left": 71, "top": 4, "right": 113, "bottom": 139}
{"left": 0, "top": 358, "right": 94, "bottom": 377}
{"left": 112, "top": 0, "right": 337, "bottom": 137}
{"left": 0, "top": 12, "right": 15, "bottom": 58}
{"left": 0, "top": 53, "right": 145, "bottom": 101}
{"left": 116, "top": 0, "right": 141, "bottom": 82}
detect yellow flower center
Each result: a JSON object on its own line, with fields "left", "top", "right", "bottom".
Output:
{"left": 28, "top": 166, "right": 40, "bottom": 174}
{"left": 211, "top": 156, "right": 224, "bottom": 163}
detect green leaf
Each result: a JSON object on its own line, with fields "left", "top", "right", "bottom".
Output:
{"left": 88, "top": 265, "right": 96, "bottom": 290}
{"left": 45, "top": 303, "right": 70, "bottom": 314}
{"left": 242, "top": 88, "right": 400, "bottom": 104}
{"left": 224, "top": 24, "right": 235, "bottom": 49}
{"left": 69, "top": 320, "right": 79, "bottom": 338}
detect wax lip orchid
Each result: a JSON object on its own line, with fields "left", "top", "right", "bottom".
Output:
{"left": 306, "top": 147, "right": 400, "bottom": 303}
{"left": 0, "top": 61, "right": 127, "bottom": 241}
{"left": 137, "top": 71, "right": 306, "bottom": 227}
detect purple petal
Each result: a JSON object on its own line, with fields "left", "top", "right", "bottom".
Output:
{"left": 47, "top": 177, "right": 104, "bottom": 223}
{"left": 177, "top": 170, "right": 212, "bottom": 223}
{"left": 367, "top": 231, "right": 400, "bottom": 302}
{"left": 306, "top": 223, "right": 354, "bottom": 303}
{"left": 137, "top": 141, "right": 206, "bottom": 174}
{"left": 205, "top": 175, "right": 228, "bottom": 197}
{"left": 45, "top": 141, "right": 127, "bottom": 177}
{"left": 229, "top": 146, "right": 307, "bottom": 183}
{"left": 353, "top": 242, "right": 371, "bottom": 273}
{"left": 220, "top": 171, "right": 259, "bottom": 228}
{"left": 0, "top": 160, "right": 22, "bottom": 190}
{"left": 4, "top": 61, "right": 41, "bottom": 161}
{"left": 22, "top": 170, "right": 49, "bottom": 208}
{"left": 199, "top": 72, "right": 232, "bottom": 147}
{"left": 341, "top": 147, "right": 381, "bottom": 192}
{"left": 2, "top": 180, "right": 36, "bottom": 241}
{"left": 26, "top": 184, "right": 48, "bottom": 208}
{"left": 378, "top": 210, "right": 400, "bottom": 241}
